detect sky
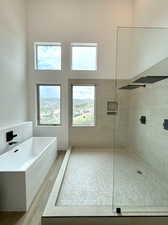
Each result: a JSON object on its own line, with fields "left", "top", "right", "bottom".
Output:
{"left": 37, "top": 45, "right": 96, "bottom": 71}
{"left": 73, "top": 86, "right": 95, "bottom": 100}
{"left": 38, "top": 45, "right": 96, "bottom": 100}
{"left": 72, "top": 46, "right": 97, "bottom": 70}
{"left": 38, "top": 45, "right": 61, "bottom": 70}
{"left": 40, "top": 86, "right": 60, "bottom": 99}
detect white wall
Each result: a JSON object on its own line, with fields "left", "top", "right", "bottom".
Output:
{"left": 117, "top": 28, "right": 168, "bottom": 79}
{"left": 132, "top": 0, "right": 168, "bottom": 77}
{"left": 27, "top": 0, "right": 133, "bottom": 150}
{"left": 0, "top": 0, "right": 27, "bottom": 127}
{"left": 133, "top": 0, "right": 168, "bottom": 27}
{"left": 116, "top": 0, "right": 168, "bottom": 80}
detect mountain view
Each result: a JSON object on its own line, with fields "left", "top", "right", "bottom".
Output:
{"left": 39, "top": 85, "right": 95, "bottom": 126}
{"left": 40, "top": 98, "right": 60, "bottom": 125}
{"left": 73, "top": 99, "right": 95, "bottom": 126}
{"left": 39, "top": 86, "right": 61, "bottom": 125}
{"left": 72, "top": 86, "right": 95, "bottom": 126}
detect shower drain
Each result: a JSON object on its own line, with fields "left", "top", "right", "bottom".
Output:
{"left": 137, "top": 170, "right": 143, "bottom": 175}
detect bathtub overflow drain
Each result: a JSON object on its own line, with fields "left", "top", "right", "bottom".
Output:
{"left": 14, "top": 149, "right": 19, "bottom": 153}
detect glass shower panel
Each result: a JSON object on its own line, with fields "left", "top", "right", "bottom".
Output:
{"left": 113, "top": 27, "right": 168, "bottom": 214}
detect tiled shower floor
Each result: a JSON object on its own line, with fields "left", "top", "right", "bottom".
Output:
{"left": 56, "top": 148, "right": 168, "bottom": 210}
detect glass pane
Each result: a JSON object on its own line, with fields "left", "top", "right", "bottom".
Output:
{"left": 72, "top": 85, "right": 95, "bottom": 126}
{"left": 39, "top": 85, "right": 61, "bottom": 125}
{"left": 114, "top": 27, "right": 168, "bottom": 215}
{"left": 72, "top": 46, "right": 97, "bottom": 71}
{"left": 37, "top": 45, "right": 61, "bottom": 70}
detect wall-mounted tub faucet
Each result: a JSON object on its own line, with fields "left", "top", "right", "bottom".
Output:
{"left": 6, "top": 131, "right": 18, "bottom": 142}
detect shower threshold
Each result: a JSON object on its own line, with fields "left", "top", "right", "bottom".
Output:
{"left": 42, "top": 147, "right": 168, "bottom": 225}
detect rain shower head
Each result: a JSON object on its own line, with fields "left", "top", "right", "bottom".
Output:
{"left": 119, "top": 85, "right": 146, "bottom": 90}
{"left": 133, "top": 76, "right": 168, "bottom": 84}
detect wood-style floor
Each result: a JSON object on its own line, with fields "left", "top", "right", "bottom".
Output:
{"left": 0, "top": 152, "right": 65, "bottom": 225}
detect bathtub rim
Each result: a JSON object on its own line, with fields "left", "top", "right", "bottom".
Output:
{"left": 0, "top": 137, "right": 57, "bottom": 172}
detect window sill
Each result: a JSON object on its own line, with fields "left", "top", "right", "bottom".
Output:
{"left": 71, "top": 125, "right": 96, "bottom": 128}
{"left": 34, "top": 69, "right": 62, "bottom": 72}
{"left": 71, "top": 70, "right": 98, "bottom": 72}
{"left": 36, "top": 125, "right": 63, "bottom": 128}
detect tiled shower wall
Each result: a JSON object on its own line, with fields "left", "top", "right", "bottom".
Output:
{"left": 0, "top": 122, "right": 33, "bottom": 155}
{"left": 127, "top": 79, "right": 168, "bottom": 180}
{"left": 69, "top": 79, "right": 130, "bottom": 149}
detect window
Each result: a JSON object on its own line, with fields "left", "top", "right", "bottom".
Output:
{"left": 37, "top": 85, "right": 61, "bottom": 126}
{"left": 71, "top": 43, "right": 97, "bottom": 71}
{"left": 35, "top": 43, "right": 61, "bottom": 70}
{"left": 72, "top": 85, "right": 96, "bottom": 126}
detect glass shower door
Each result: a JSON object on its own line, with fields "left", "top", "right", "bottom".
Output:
{"left": 113, "top": 27, "right": 168, "bottom": 215}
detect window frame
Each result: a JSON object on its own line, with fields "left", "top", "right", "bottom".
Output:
{"left": 71, "top": 84, "right": 96, "bottom": 127}
{"left": 34, "top": 42, "right": 62, "bottom": 71}
{"left": 71, "top": 43, "right": 98, "bottom": 71}
{"left": 36, "top": 84, "right": 62, "bottom": 127}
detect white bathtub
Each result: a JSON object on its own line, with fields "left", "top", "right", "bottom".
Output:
{"left": 0, "top": 137, "right": 57, "bottom": 212}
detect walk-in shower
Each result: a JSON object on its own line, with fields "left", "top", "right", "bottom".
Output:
{"left": 42, "top": 27, "right": 168, "bottom": 225}
{"left": 114, "top": 27, "right": 168, "bottom": 214}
